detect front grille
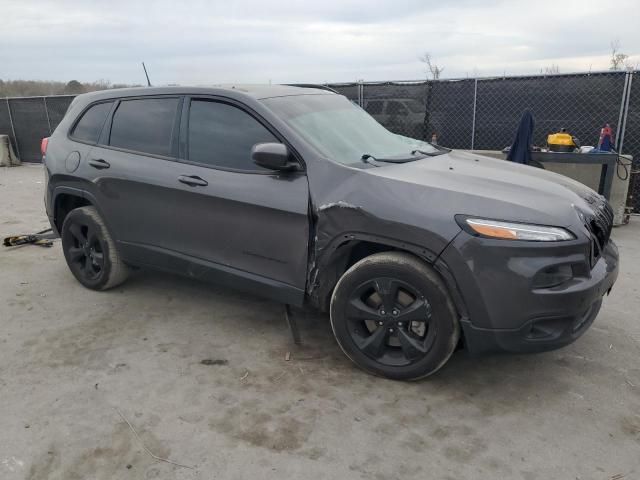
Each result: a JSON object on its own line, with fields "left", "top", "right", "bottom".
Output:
{"left": 581, "top": 192, "right": 614, "bottom": 266}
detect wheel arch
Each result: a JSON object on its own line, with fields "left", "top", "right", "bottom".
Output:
{"left": 52, "top": 187, "right": 114, "bottom": 239}
{"left": 52, "top": 187, "right": 92, "bottom": 233}
{"left": 308, "top": 232, "right": 467, "bottom": 320}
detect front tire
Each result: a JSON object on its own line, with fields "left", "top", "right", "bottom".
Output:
{"left": 61, "top": 206, "right": 129, "bottom": 290}
{"left": 330, "top": 252, "right": 459, "bottom": 380}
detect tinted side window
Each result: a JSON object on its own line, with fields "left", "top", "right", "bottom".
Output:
{"left": 188, "top": 100, "right": 278, "bottom": 170}
{"left": 71, "top": 102, "right": 113, "bottom": 143}
{"left": 109, "top": 98, "right": 179, "bottom": 156}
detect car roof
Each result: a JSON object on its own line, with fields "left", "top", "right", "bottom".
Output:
{"left": 74, "top": 84, "right": 334, "bottom": 103}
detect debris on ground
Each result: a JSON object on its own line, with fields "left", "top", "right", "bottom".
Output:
{"left": 200, "top": 359, "right": 228, "bottom": 366}
{"left": 3, "top": 228, "right": 57, "bottom": 248}
{"left": 114, "top": 407, "right": 194, "bottom": 470}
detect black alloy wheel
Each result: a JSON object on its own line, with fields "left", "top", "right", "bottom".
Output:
{"left": 61, "top": 206, "right": 129, "bottom": 290}
{"left": 66, "top": 222, "right": 105, "bottom": 281}
{"left": 330, "top": 252, "right": 459, "bottom": 380}
{"left": 345, "top": 277, "right": 436, "bottom": 367}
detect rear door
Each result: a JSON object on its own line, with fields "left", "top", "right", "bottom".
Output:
{"left": 83, "top": 95, "right": 185, "bottom": 253}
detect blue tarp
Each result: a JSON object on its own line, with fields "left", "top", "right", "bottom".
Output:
{"left": 507, "top": 110, "right": 535, "bottom": 164}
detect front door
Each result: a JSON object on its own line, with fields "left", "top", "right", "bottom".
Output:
{"left": 173, "top": 98, "right": 310, "bottom": 291}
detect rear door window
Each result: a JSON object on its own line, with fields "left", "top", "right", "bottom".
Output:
{"left": 109, "top": 98, "right": 179, "bottom": 157}
{"left": 187, "top": 100, "right": 278, "bottom": 171}
{"left": 71, "top": 101, "right": 113, "bottom": 143}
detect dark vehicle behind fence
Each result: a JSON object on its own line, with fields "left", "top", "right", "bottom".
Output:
{"left": 43, "top": 85, "right": 619, "bottom": 380}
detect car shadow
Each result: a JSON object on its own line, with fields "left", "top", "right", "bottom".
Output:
{"left": 119, "top": 267, "right": 584, "bottom": 405}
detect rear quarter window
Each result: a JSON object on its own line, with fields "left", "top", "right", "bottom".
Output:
{"left": 109, "top": 98, "right": 180, "bottom": 157}
{"left": 70, "top": 101, "right": 113, "bottom": 143}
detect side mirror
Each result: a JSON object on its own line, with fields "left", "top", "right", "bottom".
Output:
{"left": 252, "top": 143, "right": 298, "bottom": 171}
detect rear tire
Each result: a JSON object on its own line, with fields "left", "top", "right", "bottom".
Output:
{"left": 330, "top": 252, "right": 459, "bottom": 380}
{"left": 61, "top": 206, "right": 129, "bottom": 290}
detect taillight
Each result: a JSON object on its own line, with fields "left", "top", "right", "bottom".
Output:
{"left": 41, "top": 137, "right": 49, "bottom": 156}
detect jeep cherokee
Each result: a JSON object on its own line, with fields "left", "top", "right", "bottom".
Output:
{"left": 43, "top": 85, "right": 619, "bottom": 380}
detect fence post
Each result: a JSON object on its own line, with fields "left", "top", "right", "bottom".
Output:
{"left": 358, "top": 79, "right": 364, "bottom": 107}
{"left": 615, "top": 72, "right": 630, "bottom": 149}
{"left": 618, "top": 72, "right": 633, "bottom": 154}
{"left": 43, "top": 97, "right": 52, "bottom": 135}
{"left": 470, "top": 78, "right": 478, "bottom": 150}
{"left": 5, "top": 98, "right": 21, "bottom": 161}
{"left": 424, "top": 80, "right": 432, "bottom": 142}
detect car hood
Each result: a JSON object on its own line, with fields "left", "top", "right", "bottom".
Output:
{"left": 364, "top": 149, "right": 598, "bottom": 228}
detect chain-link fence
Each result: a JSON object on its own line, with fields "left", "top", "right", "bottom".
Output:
{"left": 474, "top": 73, "right": 627, "bottom": 150}
{"left": 330, "top": 71, "right": 639, "bottom": 212}
{"left": 0, "top": 95, "right": 75, "bottom": 162}
{"left": 2, "top": 75, "right": 640, "bottom": 211}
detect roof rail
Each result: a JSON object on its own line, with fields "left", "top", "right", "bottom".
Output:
{"left": 285, "top": 84, "right": 339, "bottom": 94}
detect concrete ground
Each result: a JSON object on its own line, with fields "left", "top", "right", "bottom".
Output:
{"left": 1, "top": 164, "right": 639, "bottom": 480}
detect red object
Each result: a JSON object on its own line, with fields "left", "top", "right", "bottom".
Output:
{"left": 598, "top": 124, "right": 613, "bottom": 150}
{"left": 41, "top": 137, "right": 49, "bottom": 156}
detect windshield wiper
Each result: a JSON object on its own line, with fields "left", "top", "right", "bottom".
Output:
{"left": 361, "top": 153, "right": 421, "bottom": 164}
{"left": 411, "top": 148, "right": 449, "bottom": 157}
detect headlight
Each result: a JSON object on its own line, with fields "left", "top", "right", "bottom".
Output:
{"left": 463, "top": 218, "right": 575, "bottom": 241}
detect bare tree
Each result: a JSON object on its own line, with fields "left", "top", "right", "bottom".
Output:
{"left": 610, "top": 40, "right": 631, "bottom": 70}
{"left": 542, "top": 64, "right": 560, "bottom": 75}
{"left": 420, "top": 52, "right": 444, "bottom": 80}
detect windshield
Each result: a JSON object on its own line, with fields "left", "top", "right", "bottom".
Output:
{"left": 261, "top": 94, "right": 439, "bottom": 166}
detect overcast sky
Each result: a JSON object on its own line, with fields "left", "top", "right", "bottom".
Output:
{"left": 1, "top": 0, "right": 638, "bottom": 85}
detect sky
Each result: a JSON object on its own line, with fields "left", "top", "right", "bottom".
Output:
{"left": 1, "top": 0, "right": 638, "bottom": 85}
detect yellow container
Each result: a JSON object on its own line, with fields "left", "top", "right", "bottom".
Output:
{"left": 547, "top": 130, "right": 577, "bottom": 152}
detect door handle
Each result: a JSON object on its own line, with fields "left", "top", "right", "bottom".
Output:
{"left": 178, "top": 175, "right": 208, "bottom": 187}
{"left": 88, "top": 158, "right": 110, "bottom": 169}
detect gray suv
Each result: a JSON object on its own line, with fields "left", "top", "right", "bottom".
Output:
{"left": 43, "top": 85, "right": 619, "bottom": 380}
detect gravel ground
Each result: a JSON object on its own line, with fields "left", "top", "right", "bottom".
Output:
{"left": 1, "top": 164, "right": 639, "bottom": 480}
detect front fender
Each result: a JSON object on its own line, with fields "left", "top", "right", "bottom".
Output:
{"left": 306, "top": 200, "right": 460, "bottom": 310}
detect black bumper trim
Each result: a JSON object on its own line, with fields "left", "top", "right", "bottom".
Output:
{"left": 460, "top": 298, "right": 603, "bottom": 355}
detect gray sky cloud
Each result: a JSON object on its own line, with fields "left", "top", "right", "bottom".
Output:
{"left": 1, "top": 0, "right": 638, "bottom": 85}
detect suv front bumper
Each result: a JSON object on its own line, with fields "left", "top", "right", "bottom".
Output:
{"left": 439, "top": 233, "right": 619, "bottom": 355}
